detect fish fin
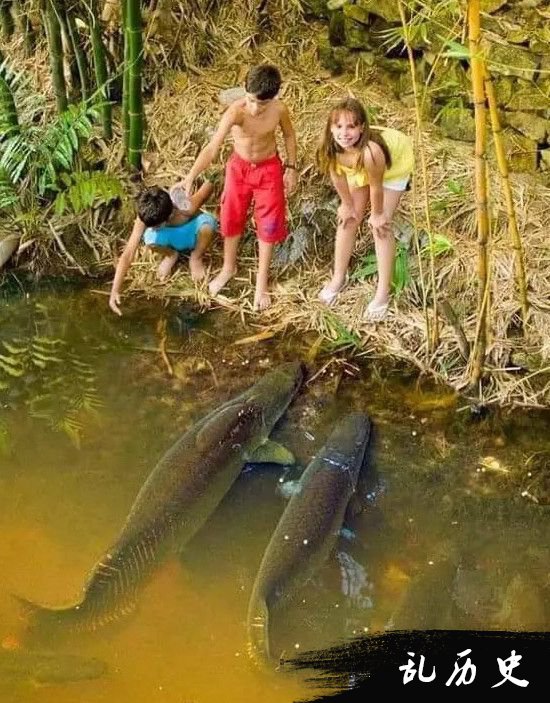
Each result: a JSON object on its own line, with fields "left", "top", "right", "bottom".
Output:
{"left": 276, "top": 479, "right": 302, "bottom": 499}
{"left": 248, "top": 440, "right": 295, "bottom": 466}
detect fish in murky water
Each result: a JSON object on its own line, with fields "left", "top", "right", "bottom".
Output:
{"left": 19, "top": 363, "right": 304, "bottom": 637}
{"left": 0, "top": 647, "right": 107, "bottom": 687}
{"left": 246, "top": 413, "right": 371, "bottom": 668}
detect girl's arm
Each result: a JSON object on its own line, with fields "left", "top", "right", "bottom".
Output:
{"left": 109, "top": 217, "right": 145, "bottom": 316}
{"left": 330, "top": 168, "right": 356, "bottom": 225}
{"left": 363, "top": 144, "right": 391, "bottom": 237}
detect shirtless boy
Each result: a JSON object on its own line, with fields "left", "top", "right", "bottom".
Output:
{"left": 181, "top": 64, "right": 298, "bottom": 311}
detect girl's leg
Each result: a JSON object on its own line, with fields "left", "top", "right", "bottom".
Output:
{"left": 370, "top": 188, "right": 403, "bottom": 309}
{"left": 189, "top": 223, "right": 214, "bottom": 281}
{"left": 153, "top": 246, "right": 179, "bottom": 282}
{"left": 320, "top": 186, "right": 369, "bottom": 303}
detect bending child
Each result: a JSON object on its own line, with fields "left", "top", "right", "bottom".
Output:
{"left": 180, "top": 64, "right": 298, "bottom": 311}
{"left": 108, "top": 182, "right": 216, "bottom": 316}
{"left": 316, "top": 98, "right": 414, "bottom": 321}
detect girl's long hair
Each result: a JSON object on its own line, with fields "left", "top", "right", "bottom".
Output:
{"left": 316, "top": 97, "right": 392, "bottom": 176}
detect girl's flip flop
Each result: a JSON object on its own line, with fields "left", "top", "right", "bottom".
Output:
{"left": 364, "top": 300, "right": 389, "bottom": 322}
{"left": 318, "top": 277, "right": 348, "bottom": 306}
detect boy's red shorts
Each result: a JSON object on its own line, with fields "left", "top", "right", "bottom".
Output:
{"left": 220, "top": 152, "right": 287, "bottom": 244}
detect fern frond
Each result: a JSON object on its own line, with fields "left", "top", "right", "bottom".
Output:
{"left": 54, "top": 170, "right": 124, "bottom": 215}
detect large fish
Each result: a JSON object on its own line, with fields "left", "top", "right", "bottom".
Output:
{"left": 0, "top": 647, "right": 106, "bottom": 687}
{"left": 246, "top": 412, "right": 371, "bottom": 667}
{"left": 20, "top": 362, "right": 304, "bottom": 636}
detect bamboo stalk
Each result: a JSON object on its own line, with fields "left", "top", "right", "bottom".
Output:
{"left": 0, "top": 62, "right": 19, "bottom": 138}
{"left": 58, "top": 2, "right": 83, "bottom": 99}
{"left": 126, "top": 0, "right": 143, "bottom": 169}
{"left": 397, "top": 0, "right": 439, "bottom": 352}
{"left": 121, "top": 0, "right": 130, "bottom": 152}
{"left": 0, "top": 0, "right": 14, "bottom": 39}
{"left": 66, "top": 7, "right": 90, "bottom": 100}
{"left": 43, "top": 0, "right": 68, "bottom": 113}
{"left": 483, "top": 63, "right": 529, "bottom": 326}
{"left": 88, "top": 0, "right": 113, "bottom": 140}
{"left": 468, "top": 0, "right": 490, "bottom": 387}
{"left": 11, "top": 0, "right": 35, "bottom": 55}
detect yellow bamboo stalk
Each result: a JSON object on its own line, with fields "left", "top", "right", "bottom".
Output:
{"left": 397, "top": 0, "right": 439, "bottom": 353}
{"left": 483, "top": 63, "right": 529, "bottom": 325}
{"left": 468, "top": 0, "right": 490, "bottom": 387}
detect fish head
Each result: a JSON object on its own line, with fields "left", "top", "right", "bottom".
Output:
{"left": 323, "top": 413, "right": 372, "bottom": 485}
{"left": 246, "top": 362, "right": 305, "bottom": 432}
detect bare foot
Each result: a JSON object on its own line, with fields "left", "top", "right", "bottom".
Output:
{"left": 208, "top": 267, "right": 237, "bottom": 296}
{"left": 189, "top": 253, "right": 206, "bottom": 282}
{"left": 157, "top": 251, "right": 178, "bottom": 281}
{"left": 253, "top": 290, "right": 271, "bottom": 311}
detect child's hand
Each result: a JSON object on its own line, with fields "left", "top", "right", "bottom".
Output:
{"left": 109, "top": 293, "right": 123, "bottom": 316}
{"left": 368, "top": 213, "right": 391, "bottom": 238}
{"left": 283, "top": 168, "right": 297, "bottom": 196}
{"left": 337, "top": 203, "right": 357, "bottom": 227}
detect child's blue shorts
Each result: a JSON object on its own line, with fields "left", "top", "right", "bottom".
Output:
{"left": 143, "top": 212, "right": 217, "bottom": 252}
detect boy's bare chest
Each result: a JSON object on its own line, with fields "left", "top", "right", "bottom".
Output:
{"left": 233, "top": 113, "right": 280, "bottom": 141}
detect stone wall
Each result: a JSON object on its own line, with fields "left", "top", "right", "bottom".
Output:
{"left": 304, "top": 0, "right": 550, "bottom": 177}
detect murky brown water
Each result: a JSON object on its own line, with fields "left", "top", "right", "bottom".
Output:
{"left": 0, "top": 282, "right": 548, "bottom": 701}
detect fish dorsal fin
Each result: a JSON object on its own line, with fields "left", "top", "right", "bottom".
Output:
{"left": 249, "top": 441, "right": 295, "bottom": 466}
{"left": 194, "top": 401, "right": 257, "bottom": 451}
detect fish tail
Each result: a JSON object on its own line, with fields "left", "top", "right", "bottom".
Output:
{"left": 246, "top": 596, "right": 272, "bottom": 670}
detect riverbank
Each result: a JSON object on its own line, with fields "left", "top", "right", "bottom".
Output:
{"left": 2, "top": 4, "right": 549, "bottom": 409}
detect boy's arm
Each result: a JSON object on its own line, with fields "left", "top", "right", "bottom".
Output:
{"left": 182, "top": 105, "right": 238, "bottom": 194}
{"left": 109, "top": 217, "right": 145, "bottom": 316}
{"left": 187, "top": 180, "right": 214, "bottom": 216}
{"left": 279, "top": 103, "right": 298, "bottom": 195}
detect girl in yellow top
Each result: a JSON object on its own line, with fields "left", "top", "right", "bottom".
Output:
{"left": 316, "top": 98, "right": 414, "bottom": 320}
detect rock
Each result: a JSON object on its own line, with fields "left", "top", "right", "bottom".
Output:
{"left": 487, "top": 43, "right": 539, "bottom": 81}
{"left": 328, "top": 9, "right": 346, "bottom": 45}
{"left": 492, "top": 76, "right": 516, "bottom": 104}
{"left": 354, "top": 0, "right": 400, "bottom": 24}
{"left": 343, "top": 17, "right": 371, "bottom": 50}
{"left": 505, "top": 111, "right": 549, "bottom": 141}
{"left": 430, "top": 61, "right": 470, "bottom": 100}
{"left": 317, "top": 31, "right": 345, "bottom": 74}
{"left": 481, "top": 0, "right": 508, "bottom": 12}
{"left": 540, "top": 148, "right": 550, "bottom": 170}
{"left": 439, "top": 106, "right": 476, "bottom": 142}
{"left": 302, "top": 0, "right": 329, "bottom": 18}
{"left": 506, "top": 80, "right": 550, "bottom": 110}
{"left": 376, "top": 57, "right": 408, "bottom": 74}
{"left": 342, "top": 3, "right": 370, "bottom": 26}
{"left": 501, "top": 128, "right": 538, "bottom": 172}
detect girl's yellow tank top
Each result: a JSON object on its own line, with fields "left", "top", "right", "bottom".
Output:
{"left": 335, "top": 127, "right": 414, "bottom": 187}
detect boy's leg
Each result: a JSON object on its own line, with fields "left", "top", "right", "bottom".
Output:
{"left": 189, "top": 222, "right": 214, "bottom": 281}
{"left": 370, "top": 188, "right": 403, "bottom": 308}
{"left": 208, "top": 235, "right": 240, "bottom": 295}
{"left": 252, "top": 157, "right": 287, "bottom": 311}
{"left": 253, "top": 239, "right": 274, "bottom": 311}
{"left": 209, "top": 154, "right": 251, "bottom": 296}
{"left": 151, "top": 246, "right": 179, "bottom": 282}
{"left": 320, "top": 186, "right": 369, "bottom": 303}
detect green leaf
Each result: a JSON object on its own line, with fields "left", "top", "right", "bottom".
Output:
{"left": 441, "top": 40, "right": 470, "bottom": 60}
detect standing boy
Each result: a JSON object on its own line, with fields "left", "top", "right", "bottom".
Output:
{"left": 182, "top": 64, "right": 298, "bottom": 311}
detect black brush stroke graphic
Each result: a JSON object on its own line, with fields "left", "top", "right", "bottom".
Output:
{"left": 288, "top": 630, "right": 549, "bottom": 698}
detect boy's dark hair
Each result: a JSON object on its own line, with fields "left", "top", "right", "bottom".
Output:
{"left": 137, "top": 186, "right": 173, "bottom": 227}
{"left": 245, "top": 64, "right": 281, "bottom": 100}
